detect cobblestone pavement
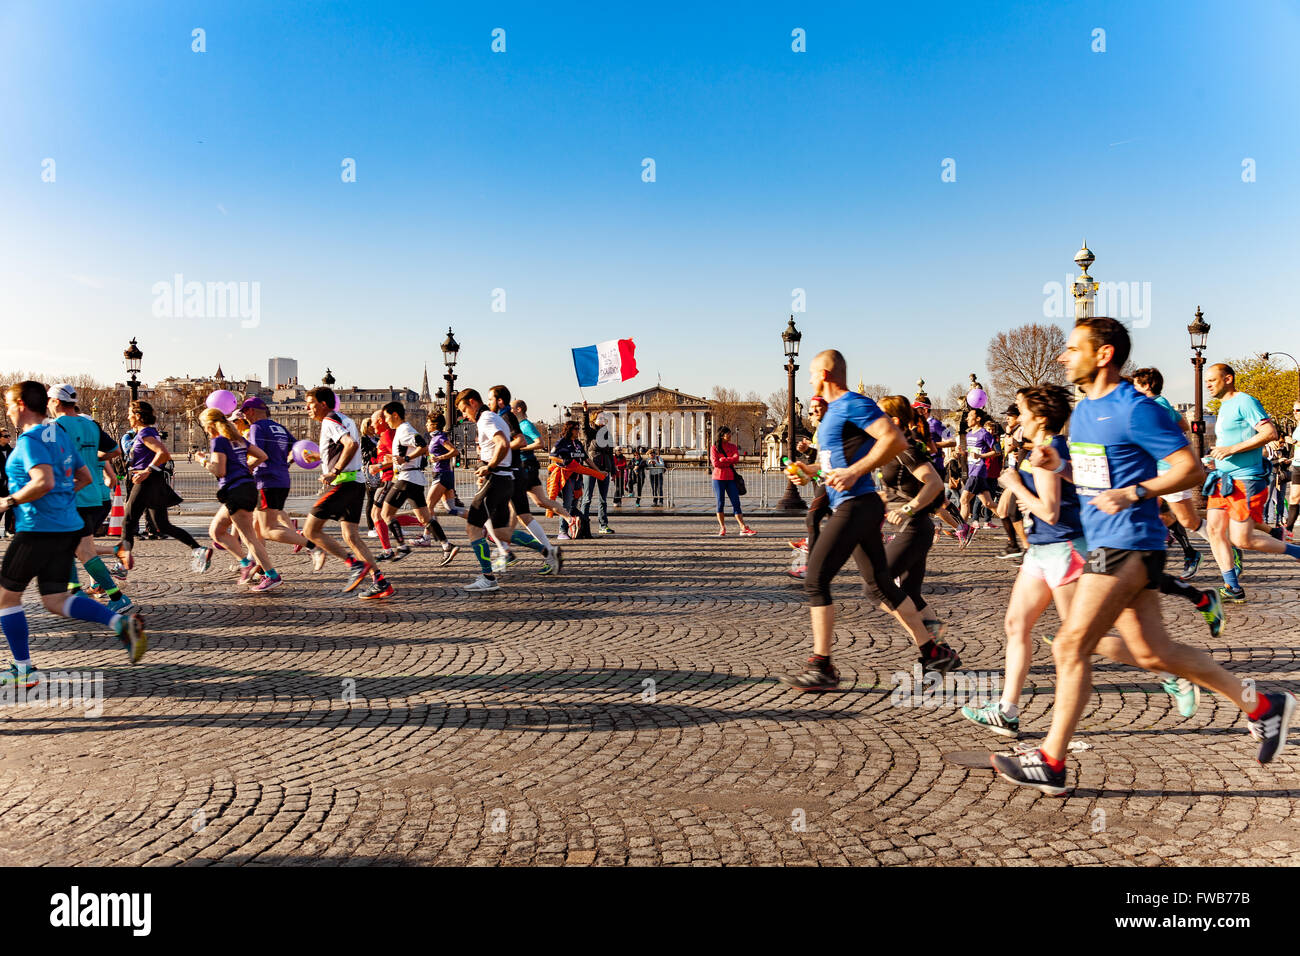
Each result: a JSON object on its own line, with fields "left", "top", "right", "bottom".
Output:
{"left": 2, "top": 515, "right": 1298, "bottom": 866}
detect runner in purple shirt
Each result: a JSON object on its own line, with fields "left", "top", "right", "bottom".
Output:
{"left": 240, "top": 396, "right": 313, "bottom": 557}
{"left": 960, "top": 408, "right": 1000, "bottom": 528}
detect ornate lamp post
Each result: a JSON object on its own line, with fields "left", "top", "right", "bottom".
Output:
{"left": 1188, "top": 307, "right": 1211, "bottom": 460}
{"left": 440, "top": 326, "right": 460, "bottom": 449}
{"left": 124, "top": 338, "right": 143, "bottom": 402}
{"left": 777, "top": 316, "right": 806, "bottom": 511}
{"left": 1262, "top": 351, "right": 1300, "bottom": 402}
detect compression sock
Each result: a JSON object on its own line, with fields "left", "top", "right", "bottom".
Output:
{"left": 62, "top": 593, "right": 118, "bottom": 629}
{"left": 1169, "top": 521, "right": 1196, "bottom": 561}
{"left": 0, "top": 607, "right": 31, "bottom": 666}
{"left": 1222, "top": 568, "right": 1240, "bottom": 591}
{"left": 1158, "top": 575, "right": 1204, "bottom": 606}
{"left": 388, "top": 520, "right": 405, "bottom": 545}
{"left": 376, "top": 521, "right": 391, "bottom": 549}
{"left": 1285, "top": 543, "right": 1300, "bottom": 561}
{"left": 523, "top": 517, "right": 551, "bottom": 550}
{"left": 84, "top": 556, "right": 122, "bottom": 601}
{"left": 510, "top": 529, "right": 546, "bottom": 554}
{"left": 472, "top": 538, "right": 494, "bottom": 576}
{"left": 424, "top": 519, "right": 447, "bottom": 543}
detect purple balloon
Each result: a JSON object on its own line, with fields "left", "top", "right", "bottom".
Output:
{"left": 967, "top": 388, "right": 988, "bottom": 410}
{"left": 292, "top": 439, "right": 321, "bottom": 469}
{"left": 206, "top": 389, "right": 240, "bottom": 416}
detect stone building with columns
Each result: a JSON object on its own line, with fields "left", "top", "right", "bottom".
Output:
{"left": 581, "top": 386, "right": 766, "bottom": 455}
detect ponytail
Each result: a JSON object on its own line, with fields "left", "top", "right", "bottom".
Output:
{"left": 200, "top": 407, "right": 245, "bottom": 445}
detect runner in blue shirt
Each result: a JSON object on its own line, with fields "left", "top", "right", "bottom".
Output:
{"left": 1203, "top": 363, "right": 1300, "bottom": 602}
{"left": 0, "top": 381, "right": 147, "bottom": 686}
{"left": 778, "top": 349, "right": 962, "bottom": 692}
{"left": 991, "top": 319, "right": 1294, "bottom": 796}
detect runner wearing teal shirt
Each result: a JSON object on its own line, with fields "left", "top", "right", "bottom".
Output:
{"left": 48, "top": 385, "right": 134, "bottom": 613}
{"left": 1203, "top": 363, "right": 1300, "bottom": 603}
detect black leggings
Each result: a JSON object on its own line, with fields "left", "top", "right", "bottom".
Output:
{"left": 121, "top": 474, "right": 200, "bottom": 552}
{"left": 805, "top": 491, "right": 830, "bottom": 551}
{"left": 884, "top": 516, "right": 934, "bottom": 613}
{"left": 804, "top": 494, "right": 908, "bottom": 610}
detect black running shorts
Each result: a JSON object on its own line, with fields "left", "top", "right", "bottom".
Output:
{"left": 467, "top": 473, "right": 513, "bottom": 529}
{"left": 311, "top": 481, "right": 366, "bottom": 524}
{"left": 258, "top": 486, "right": 290, "bottom": 511}
{"left": 510, "top": 469, "right": 531, "bottom": 516}
{"left": 0, "top": 530, "right": 81, "bottom": 595}
{"left": 1082, "top": 547, "right": 1165, "bottom": 589}
{"left": 77, "top": 503, "right": 110, "bottom": 539}
{"left": 218, "top": 481, "right": 259, "bottom": 515}
{"left": 387, "top": 480, "right": 427, "bottom": 510}
{"left": 436, "top": 470, "right": 455, "bottom": 490}
{"left": 372, "top": 483, "right": 392, "bottom": 508}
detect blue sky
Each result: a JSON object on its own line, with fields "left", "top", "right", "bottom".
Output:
{"left": 2, "top": 0, "right": 1297, "bottom": 417}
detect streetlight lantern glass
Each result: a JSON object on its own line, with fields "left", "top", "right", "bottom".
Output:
{"left": 781, "top": 316, "right": 801, "bottom": 359}
{"left": 124, "top": 338, "right": 143, "bottom": 374}
{"left": 441, "top": 328, "right": 460, "bottom": 367}
{"left": 1187, "top": 308, "right": 1210, "bottom": 351}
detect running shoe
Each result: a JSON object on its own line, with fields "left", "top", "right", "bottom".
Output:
{"left": 740, "top": 527, "right": 757, "bottom": 536}
{"left": 989, "top": 749, "right": 1067, "bottom": 796}
{"left": 191, "top": 547, "right": 213, "bottom": 573}
{"left": 0, "top": 663, "right": 40, "bottom": 690}
{"left": 107, "top": 595, "right": 135, "bottom": 615}
{"left": 341, "top": 562, "right": 370, "bottom": 594}
{"left": 789, "top": 537, "right": 809, "bottom": 551}
{"left": 597, "top": 525, "right": 615, "bottom": 535}
{"left": 1232, "top": 546, "right": 1244, "bottom": 578}
{"left": 375, "top": 548, "right": 395, "bottom": 561}
{"left": 366, "top": 529, "right": 379, "bottom": 538}
{"left": 787, "top": 565, "right": 806, "bottom": 579}
{"left": 538, "top": 546, "right": 562, "bottom": 576}
{"left": 115, "top": 546, "right": 135, "bottom": 572}
{"left": 395, "top": 544, "right": 412, "bottom": 560}
{"left": 413, "top": 535, "right": 433, "bottom": 548}
{"left": 238, "top": 562, "right": 257, "bottom": 585}
{"left": 438, "top": 545, "right": 460, "bottom": 567}
{"left": 777, "top": 658, "right": 841, "bottom": 692}
{"left": 1218, "top": 585, "right": 1247, "bottom": 604}
{"left": 359, "top": 580, "right": 394, "bottom": 600}
{"left": 250, "top": 573, "right": 283, "bottom": 592}
{"left": 109, "top": 562, "right": 129, "bottom": 581}
{"left": 1200, "top": 588, "right": 1225, "bottom": 638}
{"left": 961, "top": 701, "right": 1020, "bottom": 738}
{"left": 1249, "top": 691, "right": 1296, "bottom": 764}
{"left": 919, "top": 641, "right": 962, "bottom": 675}
{"left": 956, "top": 523, "right": 976, "bottom": 550}
{"left": 463, "top": 575, "right": 500, "bottom": 592}
{"left": 1178, "top": 549, "right": 1202, "bottom": 581}
{"left": 996, "top": 543, "right": 1025, "bottom": 560}
{"left": 715, "top": 529, "right": 727, "bottom": 537}
{"left": 311, "top": 548, "right": 328, "bottom": 572}
{"left": 119, "top": 613, "right": 148, "bottom": 664}
{"left": 1161, "top": 677, "right": 1200, "bottom": 718}
{"left": 557, "top": 531, "right": 572, "bottom": 541}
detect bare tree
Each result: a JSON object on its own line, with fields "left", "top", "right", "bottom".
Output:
{"left": 985, "top": 323, "right": 1068, "bottom": 410}
{"left": 766, "top": 389, "right": 789, "bottom": 428}
{"left": 861, "top": 383, "right": 890, "bottom": 402}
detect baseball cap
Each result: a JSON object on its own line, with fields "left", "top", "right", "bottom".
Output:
{"left": 911, "top": 399, "right": 930, "bottom": 411}
{"left": 1003, "top": 404, "right": 1019, "bottom": 417}
{"left": 239, "top": 396, "right": 268, "bottom": 412}
{"left": 51, "top": 383, "right": 77, "bottom": 403}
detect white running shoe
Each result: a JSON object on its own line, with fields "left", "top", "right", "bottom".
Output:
{"left": 311, "top": 549, "right": 328, "bottom": 572}
{"left": 462, "top": 575, "right": 500, "bottom": 592}
{"left": 366, "top": 529, "right": 379, "bottom": 539}
{"left": 191, "top": 547, "right": 213, "bottom": 573}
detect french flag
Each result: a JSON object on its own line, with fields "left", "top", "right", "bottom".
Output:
{"left": 572, "top": 338, "right": 638, "bottom": 388}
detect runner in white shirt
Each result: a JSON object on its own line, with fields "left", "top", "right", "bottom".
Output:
{"left": 456, "top": 388, "right": 513, "bottom": 592}
{"left": 301, "top": 388, "right": 392, "bottom": 599}
{"left": 1287, "top": 404, "right": 1300, "bottom": 539}
{"left": 378, "top": 402, "right": 458, "bottom": 566}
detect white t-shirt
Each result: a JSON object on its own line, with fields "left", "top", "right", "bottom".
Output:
{"left": 1292, "top": 425, "right": 1300, "bottom": 467}
{"left": 476, "top": 410, "right": 513, "bottom": 475}
{"left": 393, "top": 421, "right": 427, "bottom": 486}
{"left": 319, "top": 412, "right": 362, "bottom": 477}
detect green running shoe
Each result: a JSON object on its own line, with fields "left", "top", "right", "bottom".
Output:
{"left": 1218, "top": 585, "right": 1246, "bottom": 605}
{"left": 1232, "top": 546, "right": 1244, "bottom": 579}
{"left": 960, "top": 700, "right": 1020, "bottom": 738}
{"left": 1161, "top": 676, "right": 1200, "bottom": 718}
{"left": 1200, "top": 588, "right": 1224, "bottom": 638}
{"left": 0, "top": 663, "right": 40, "bottom": 690}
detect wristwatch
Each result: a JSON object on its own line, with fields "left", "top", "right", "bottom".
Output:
{"left": 0, "top": 495, "right": 13, "bottom": 511}
{"left": 901, "top": 503, "right": 915, "bottom": 516}
{"left": 1134, "top": 484, "right": 1150, "bottom": 501}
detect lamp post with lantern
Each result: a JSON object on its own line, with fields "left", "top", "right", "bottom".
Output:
{"left": 124, "top": 338, "right": 143, "bottom": 403}
{"left": 777, "top": 316, "right": 807, "bottom": 511}
{"left": 1188, "top": 307, "right": 1211, "bottom": 461}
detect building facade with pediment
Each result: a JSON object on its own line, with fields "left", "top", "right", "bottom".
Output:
{"left": 581, "top": 386, "right": 766, "bottom": 455}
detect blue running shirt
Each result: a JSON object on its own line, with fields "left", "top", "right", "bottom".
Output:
{"left": 1018, "top": 435, "right": 1083, "bottom": 545}
{"left": 5, "top": 424, "right": 83, "bottom": 533}
{"left": 816, "top": 392, "right": 886, "bottom": 509}
{"left": 1068, "top": 381, "right": 1188, "bottom": 550}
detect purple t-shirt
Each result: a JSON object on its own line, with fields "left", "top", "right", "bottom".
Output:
{"left": 429, "top": 430, "right": 453, "bottom": 475}
{"left": 926, "top": 415, "right": 946, "bottom": 472}
{"left": 966, "top": 428, "right": 996, "bottom": 477}
{"left": 249, "top": 418, "right": 293, "bottom": 489}
{"left": 129, "top": 426, "right": 161, "bottom": 471}
{"left": 210, "top": 435, "right": 254, "bottom": 491}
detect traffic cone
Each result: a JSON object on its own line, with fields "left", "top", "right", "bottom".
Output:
{"left": 108, "top": 482, "right": 125, "bottom": 537}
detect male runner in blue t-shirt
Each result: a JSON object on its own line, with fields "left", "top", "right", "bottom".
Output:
{"left": 778, "top": 349, "right": 962, "bottom": 691}
{"left": 991, "top": 319, "right": 1294, "bottom": 795}
{"left": 1203, "top": 363, "right": 1300, "bottom": 602}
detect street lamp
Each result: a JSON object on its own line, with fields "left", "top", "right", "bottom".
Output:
{"left": 1188, "top": 307, "right": 1211, "bottom": 460}
{"left": 777, "top": 316, "right": 807, "bottom": 511}
{"left": 1262, "top": 351, "right": 1300, "bottom": 402}
{"left": 124, "top": 338, "right": 143, "bottom": 402}
{"left": 440, "top": 327, "right": 464, "bottom": 504}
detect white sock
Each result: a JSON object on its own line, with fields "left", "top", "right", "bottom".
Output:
{"left": 998, "top": 699, "right": 1019, "bottom": 719}
{"left": 525, "top": 518, "right": 551, "bottom": 551}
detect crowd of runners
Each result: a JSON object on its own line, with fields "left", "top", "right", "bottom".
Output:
{"left": 1, "top": 316, "right": 1298, "bottom": 796}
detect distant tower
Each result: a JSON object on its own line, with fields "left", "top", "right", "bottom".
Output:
{"left": 915, "top": 378, "right": 930, "bottom": 407}
{"left": 214, "top": 364, "right": 225, "bottom": 382}
{"left": 420, "top": 364, "right": 432, "bottom": 404}
{"left": 856, "top": 377, "right": 866, "bottom": 396}
{"left": 1073, "top": 240, "right": 1098, "bottom": 321}
{"left": 322, "top": 368, "right": 336, "bottom": 386}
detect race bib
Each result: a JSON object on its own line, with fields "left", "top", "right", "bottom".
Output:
{"left": 819, "top": 449, "right": 831, "bottom": 474}
{"left": 1069, "top": 442, "right": 1111, "bottom": 496}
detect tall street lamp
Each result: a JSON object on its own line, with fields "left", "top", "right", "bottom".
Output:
{"left": 124, "top": 338, "right": 143, "bottom": 402}
{"left": 440, "top": 328, "right": 464, "bottom": 505}
{"left": 1188, "top": 307, "right": 1211, "bottom": 460}
{"left": 777, "top": 316, "right": 806, "bottom": 511}
{"left": 1262, "top": 351, "right": 1300, "bottom": 402}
